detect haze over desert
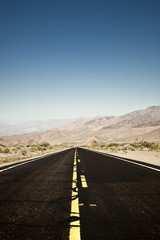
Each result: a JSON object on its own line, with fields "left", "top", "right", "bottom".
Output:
{"left": 0, "top": 106, "right": 160, "bottom": 168}
{"left": 1, "top": 106, "right": 160, "bottom": 146}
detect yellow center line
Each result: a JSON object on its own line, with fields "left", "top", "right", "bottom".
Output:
{"left": 69, "top": 150, "right": 81, "bottom": 240}
{"left": 80, "top": 175, "right": 88, "bottom": 188}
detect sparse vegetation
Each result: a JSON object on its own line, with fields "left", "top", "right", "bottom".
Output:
{"left": 21, "top": 149, "right": 27, "bottom": 155}
{"left": 3, "top": 148, "right": 10, "bottom": 154}
{"left": 84, "top": 140, "right": 160, "bottom": 153}
{"left": 40, "top": 142, "right": 50, "bottom": 147}
{"left": 0, "top": 144, "right": 71, "bottom": 165}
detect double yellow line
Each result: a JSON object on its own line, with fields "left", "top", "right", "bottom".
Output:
{"left": 69, "top": 150, "right": 81, "bottom": 240}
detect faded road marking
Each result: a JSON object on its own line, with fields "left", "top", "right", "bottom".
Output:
{"left": 89, "top": 204, "right": 97, "bottom": 207}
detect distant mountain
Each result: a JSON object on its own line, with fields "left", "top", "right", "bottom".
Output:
{"left": 59, "top": 116, "right": 117, "bottom": 131}
{"left": 0, "top": 118, "right": 80, "bottom": 136}
{"left": 0, "top": 106, "right": 160, "bottom": 146}
{"left": 60, "top": 106, "right": 160, "bottom": 131}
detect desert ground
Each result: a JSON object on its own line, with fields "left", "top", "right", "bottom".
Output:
{"left": 1, "top": 142, "right": 160, "bottom": 168}
{"left": 85, "top": 141, "right": 160, "bottom": 167}
{"left": 1, "top": 106, "right": 160, "bottom": 167}
{"left": 0, "top": 144, "right": 70, "bottom": 167}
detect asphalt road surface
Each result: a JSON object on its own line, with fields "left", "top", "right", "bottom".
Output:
{"left": 0, "top": 148, "right": 160, "bottom": 239}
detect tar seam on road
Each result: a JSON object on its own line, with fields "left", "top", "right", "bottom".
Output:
{"left": 80, "top": 175, "right": 88, "bottom": 188}
{"left": 69, "top": 149, "right": 81, "bottom": 240}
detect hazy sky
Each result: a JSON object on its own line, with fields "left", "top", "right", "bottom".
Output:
{"left": 1, "top": 0, "right": 160, "bottom": 124}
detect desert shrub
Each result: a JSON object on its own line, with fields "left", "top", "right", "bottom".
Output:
{"left": 100, "top": 145, "right": 105, "bottom": 148}
{"left": 129, "top": 146, "right": 135, "bottom": 151}
{"left": 14, "top": 146, "right": 22, "bottom": 150}
{"left": 85, "top": 141, "right": 160, "bottom": 152}
{"left": 149, "top": 143, "right": 159, "bottom": 151}
{"left": 30, "top": 147, "right": 37, "bottom": 152}
{"left": 47, "top": 145, "right": 53, "bottom": 150}
{"left": 40, "top": 142, "right": 50, "bottom": 147}
{"left": 12, "top": 146, "right": 21, "bottom": 152}
{"left": 4, "top": 148, "right": 10, "bottom": 153}
{"left": 139, "top": 141, "right": 151, "bottom": 149}
{"left": 131, "top": 139, "right": 140, "bottom": 149}
{"left": 109, "top": 146, "right": 118, "bottom": 152}
{"left": 121, "top": 146, "right": 128, "bottom": 151}
{"left": 100, "top": 145, "right": 108, "bottom": 150}
{"left": 21, "top": 149, "right": 27, "bottom": 155}
{"left": 131, "top": 143, "right": 138, "bottom": 149}
{"left": 0, "top": 147, "right": 4, "bottom": 153}
{"left": 37, "top": 145, "right": 43, "bottom": 151}
{"left": 130, "top": 141, "right": 160, "bottom": 151}
{"left": 108, "top": 143, "right": 119, "bottom": 148}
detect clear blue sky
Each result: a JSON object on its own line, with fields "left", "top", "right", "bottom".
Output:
{"left": 0, "top": 0, "right": 160, "bottom": 123}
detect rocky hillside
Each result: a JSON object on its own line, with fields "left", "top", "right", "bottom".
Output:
{"left": 0, "top": 106, "right": 160, "bottom": 146}
{"left": 60, "top": 106, "right": 160, "bottom": 131}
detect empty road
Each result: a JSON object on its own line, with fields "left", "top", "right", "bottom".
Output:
{"left": 0, "top": 148, "right": 160, "bottom": 239}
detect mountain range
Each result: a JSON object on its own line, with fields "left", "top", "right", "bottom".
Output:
{"left": 0, "top": 106, "right": 160, "bottom": 146}
{"left": 0, "top": 118, "right": 79, "bottom": 137}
